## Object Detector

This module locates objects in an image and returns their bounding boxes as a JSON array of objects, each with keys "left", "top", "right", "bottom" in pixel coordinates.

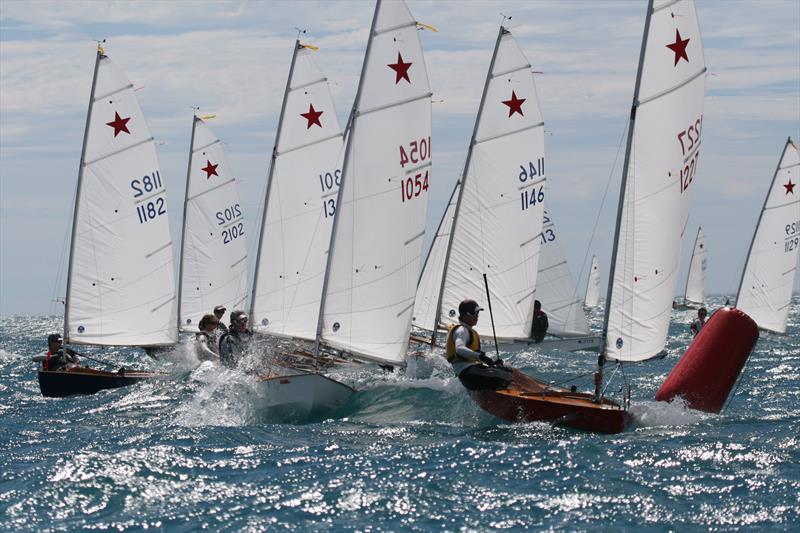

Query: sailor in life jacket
[
  {"left": 445, "top": 299, "right": 512, "bottom": 391},
  {"left": 41, "top": 333, "right": 79, "bottom": 371},
  {"left": 218, "top": 310, "right": 253, "bottom": 367},
  {"left": 195, "top": 314, "right": 221, "bottom": 362}
]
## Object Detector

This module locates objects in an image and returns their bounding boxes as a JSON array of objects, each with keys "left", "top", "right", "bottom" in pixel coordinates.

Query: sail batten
[
  {"left": 735, "top": 138, "right": 799, "bottom": 334},
  {"left": 65, "top": 51, "right": 178, "bottom": 346}
]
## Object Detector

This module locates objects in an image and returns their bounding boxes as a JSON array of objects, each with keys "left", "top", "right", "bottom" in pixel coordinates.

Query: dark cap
[
  {"left": 458, "top": 299, "right": 484, "bottom": 317},
  {"left": 214, "top": 305, "right": 226, "bottom": 313},
  {"left": 47, "top": 333, "right": 62, "bottom": 343}
]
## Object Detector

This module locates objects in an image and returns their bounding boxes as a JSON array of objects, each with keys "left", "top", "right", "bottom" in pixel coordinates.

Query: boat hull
[
  {"left": 508, "top": 335, "right": 602, "bottom": 353},
  {"left": 254, "top": 373, "right": 354, "bottom": 421},
  {"left": 38, "top": 367, "right": 164, "bottom": 397},
  {"left": 469, "top": 369, "right": 630, "bottom": 433}
]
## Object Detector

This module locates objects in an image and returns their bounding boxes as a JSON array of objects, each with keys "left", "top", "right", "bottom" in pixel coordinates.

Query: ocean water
[{"left": 1, "top": 295, "right": 798, "bottom": 532}]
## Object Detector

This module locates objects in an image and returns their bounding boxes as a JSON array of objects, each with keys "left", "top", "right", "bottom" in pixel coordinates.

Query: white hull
[
  {"left": 254, "top": 373, "right": 354, "bottom": 421},
  {"left": 505, "top": 335, "right": 602, "bottom": 353}
]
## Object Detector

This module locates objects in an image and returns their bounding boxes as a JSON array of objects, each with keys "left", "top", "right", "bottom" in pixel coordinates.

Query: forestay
[
  {"left": 584, "top": 255, "right": 601, "bottom": 308},
  {"left": 65, "top": 51, "right": 177, "bottom": 346},
  {"left": 736, "top": 138, "right": 799, "bottom": 334},
  {"left": 320, "top": 0, "right": 433, "bottom": 364},
  {"left": 251, "top": 42, "right": 344, "bottom": 341},
  {"left": 439, "top": 27, "right": 546, "bottom": 339},
  {"left": 536, "top": 210, "right": 591, "bottom": 336},
  {"left": 178, "top": 116, "right": 248, "bottom": 332},
  {"left": 412, "top": 181, "right": 460, "bottom": 333},
  {"left": 605, "top": 0, "right": 706, "bottom": 361},
  {"left": 683, "top": 226, "right": 706, "bottom": 306}
]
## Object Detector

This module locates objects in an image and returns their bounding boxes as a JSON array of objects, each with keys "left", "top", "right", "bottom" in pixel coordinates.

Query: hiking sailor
[
  {"left": 195, "top": 314, "right": 220, "bottom": 362},
  {"left": 690, "top": 307, "right": 708, "bottom": 337},
  {"left": 218, "top": 310, "right": 252, "bottom": 367},
  {"left": 213, "top": 305, "right": 229, "bottom": 334},
  {"left": 445, "top": 299, "right": 512, "bottom": 390}
]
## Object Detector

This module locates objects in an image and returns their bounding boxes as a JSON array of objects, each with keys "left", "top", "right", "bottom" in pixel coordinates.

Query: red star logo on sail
[
  {"left": 202, "top": 160, "right": 218, "bottom": 179},
  {"left": 785, "top": 179, "right": 796, "bottom": 194},
  {"left": 300, "top": 104, "right": 324, "bottom": 129},
  {"left": 502, "top": 91, "right": 526, "bottom": 117},
  {"left": 666, "top": 29, "right": 690, "bottom": 66},
  {"left": 106, "top": 112, "right": 131, "bottom": 137},
  {"left": 388, "top": 52, "right": 412, "bottom": 84}
]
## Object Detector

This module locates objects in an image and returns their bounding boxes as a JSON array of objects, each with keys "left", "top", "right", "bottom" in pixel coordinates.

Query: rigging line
[
  {"left": 574, "top": 117, "right": 630, "bottom": 310},
  {"left": 50, "top": 189, "right": 77, "bottom": 316}
]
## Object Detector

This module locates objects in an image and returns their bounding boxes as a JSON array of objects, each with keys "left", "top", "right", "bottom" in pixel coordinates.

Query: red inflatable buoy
[{"left": 655, "top": 307, "right": 759, "bottom": 413}]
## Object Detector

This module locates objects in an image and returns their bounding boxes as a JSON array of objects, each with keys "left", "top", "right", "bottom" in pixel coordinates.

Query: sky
[{"left": 1, "top": 0, "right": 798, "bottom": 317}]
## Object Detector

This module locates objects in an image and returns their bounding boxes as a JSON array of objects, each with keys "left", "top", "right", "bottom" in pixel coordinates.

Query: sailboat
[
  {"left": 247, "top": 39, "right": 354, "bottom": 415},
  {"left": 315, "top": 0, "right": 434, "bottom": 367},
  {"left": 471, "top": 0, "right": 707, "bottom": 432},
  {"left": 177, "top": 114, "right": 249, "bottom": 332},
  {"left": 533, "top": 210, "right": 601, "bottom": 351},
  {"left": 735, "top": 138, "right": 799, "bottom": 333},
  {"left": 584, "top": 255, "right": 600, "bottom": 308},
  {"left": 676, "top": 225, "right": 706, "bottom": 309},
  {"left": 37, "top": 45, "right": 175, "bottom": 397}
]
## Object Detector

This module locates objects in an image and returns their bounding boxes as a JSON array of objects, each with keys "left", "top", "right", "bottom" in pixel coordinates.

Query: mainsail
[
  {"left": 64, "top": 50, "right": 177, "bottom": 346},
  {"left": 536, "top": 210, "right": 591, "bottom": 336},
  {"left": 683, "top": 226, "right": 706, "bottom": 307},
  {"left": 412, "top": 181, "right": 460, "bottom": 334},
  {"left": 603, "top": 0, "right": 707, "bottom": 362},
  {"left": 250, "top": 41, "right": 344, "bottom": 341},
  {"left": 437, "top": 26, "right": 546, "bottom": 340},
  {"left": 736, "top": 138, "right": 799, "bottom": 334},
  {"left": 318, "top": 0, "right": 433, "bottom": 365},
  {"left": 177, "top": 116, "right": 248, "bottom": 331},
  {"left": 584, "top": 255, "right": 601, "bottom": 308}
]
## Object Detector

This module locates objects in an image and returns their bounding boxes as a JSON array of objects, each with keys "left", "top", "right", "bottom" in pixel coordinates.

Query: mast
[
  {"left": 432, "top": 25, "right": 507, "bottom": 339},
  {"left": 735, "top": 137, "right": 794, "bottom": 303},
  {"left": 313, "top": 1, "right": 382, "bottom": 359},
  {"left": 595, "top": 0, "right": 654, "bottom": 401},
  {"left": 64, "top": 48, "right": 102, "bottom": 343},
  {"left": 683, "top": 225, "right": 702, "bottom": 302},
  {"left": 250, "top": 40, "right": 302, "bottom": 321},
  {"left": 177, "top": 112, "right": 199, "bottom": 331}
]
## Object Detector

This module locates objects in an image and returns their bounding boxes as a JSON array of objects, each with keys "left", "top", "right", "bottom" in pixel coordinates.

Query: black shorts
[{"left": 458, "top": 364, "right": 513, "bottom": 391}]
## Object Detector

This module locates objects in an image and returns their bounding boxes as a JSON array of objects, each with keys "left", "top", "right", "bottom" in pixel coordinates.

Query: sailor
[
  {"left": 530, "top": 300, "right": 549, "bottom": 343},
  {"left": 41, "top": 333, "right": 79, "bottom": 371},
  {"left": 218, "top": 310, "right": 252, "bottom": 367},
  {"left": 213, "top": 305, "right": 229, "bottom": 334},
  {"left": 690, "top": 307, "right": 708, "bottom": 337},
  {"left": 195, "top": 314, "right": 220, "bottom": 362},
  {"left": 445, "top": 299, "right": 512, "bottom": 391}
]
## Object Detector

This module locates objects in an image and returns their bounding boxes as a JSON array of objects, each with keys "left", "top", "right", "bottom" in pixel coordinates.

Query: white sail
[
  {"left": 584, "top": 255, "right": 601, "bottom": 308},
  {"left": 683, "top": 225, "right": 706, "bottom": 306},
  {"left": 736, "top": 138, "right": 800, "bottom": 334},
  {"left": 250, "top": 42, "right": 344, "bottom": 340},
  {"left": 319, "top": 0, "right": 433, "bottom": 365},
  {"left": 178, "top": 116, "right": 248, "bottom": 331},
  {"left": 64, "top": 51, "right": 177, "bottom": 346},
  {"left": 413, "top": 181, "right": 460, "bottom": 333},
  {"left": 439, "top": 27, "right": 546, "bottom": 340},
  {"left": 604, "top": 0, "right": 706, "bottom": 361},
  {"left": 536, "top": 210, "right": 591, "bottom": 337}
]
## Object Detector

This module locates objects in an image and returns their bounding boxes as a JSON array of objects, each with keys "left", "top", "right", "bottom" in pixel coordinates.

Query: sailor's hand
[
  {"left": 494, "top": 358, "right": 504, "bottom": 367},
  {"left": 478, "top": 351, "right": 493, "bottom": 365}
]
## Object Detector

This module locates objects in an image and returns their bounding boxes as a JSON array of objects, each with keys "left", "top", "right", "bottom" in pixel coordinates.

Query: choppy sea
[{"left": 1, "top": 295, "right": 798, "bottom": 532}]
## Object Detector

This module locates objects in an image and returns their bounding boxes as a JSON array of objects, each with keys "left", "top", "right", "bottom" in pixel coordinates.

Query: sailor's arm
[{"left": 196, "top": 337, "right": 220, "bottom": 362}]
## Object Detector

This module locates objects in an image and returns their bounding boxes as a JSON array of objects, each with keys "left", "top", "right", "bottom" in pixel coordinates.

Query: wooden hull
[
  {"left": 254, "top": 373, "right": 354, "bottom": 421},
  {"left": 38, "top": 367, "right": 165, "bottom": 397},
  {"left": 469, "top": 369, "right": 631, "bottom": 434}
]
